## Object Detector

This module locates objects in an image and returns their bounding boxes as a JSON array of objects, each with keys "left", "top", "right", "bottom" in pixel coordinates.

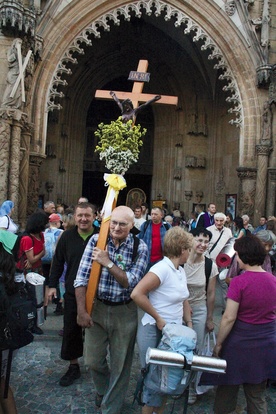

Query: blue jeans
[
  {"left": 84, "top": 299, "right": 138, "bottom": 414},
  {"left": 136, "top": 322, "right": 163, "bottom": 407}
]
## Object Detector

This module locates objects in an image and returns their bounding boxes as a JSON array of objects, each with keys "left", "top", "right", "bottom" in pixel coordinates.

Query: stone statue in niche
[
  {"left": 261, "top": 101, "right": 272, "bottom": 144},
  {"left": 1, "top": 38, "right": 23, "bottom": 109},
  {"left": 185, "top": 156, "right": 196, "bottom": 168},
  {"left": 225, "top": 0, "right": 236, "bottom": 17}
]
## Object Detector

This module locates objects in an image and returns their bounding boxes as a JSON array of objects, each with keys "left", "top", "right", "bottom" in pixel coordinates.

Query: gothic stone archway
[{"left": 29, "top": 0, "right": 266, "bottom": 218}]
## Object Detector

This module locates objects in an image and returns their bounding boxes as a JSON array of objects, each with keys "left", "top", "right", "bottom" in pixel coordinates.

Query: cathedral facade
[{"left": 0, "top": 0, "right": 275, "bottom": 227}]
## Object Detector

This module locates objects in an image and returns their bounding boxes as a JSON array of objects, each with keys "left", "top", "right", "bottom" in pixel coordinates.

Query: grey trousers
[{"left": 84, "top": 299, "right": 138, "bottom": 414}]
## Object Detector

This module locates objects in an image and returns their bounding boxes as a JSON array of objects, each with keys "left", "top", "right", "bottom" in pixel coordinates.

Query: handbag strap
[{"left": 209, "top": 230, "right": 224, "bottom": 254}]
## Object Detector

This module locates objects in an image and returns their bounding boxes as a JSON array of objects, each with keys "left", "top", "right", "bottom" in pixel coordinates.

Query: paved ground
[{"left": 9, "top": 286, "right": 276, "bottom": 414}]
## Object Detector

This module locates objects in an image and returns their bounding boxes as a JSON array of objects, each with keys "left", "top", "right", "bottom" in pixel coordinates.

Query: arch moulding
[{"left": 32, "top": 0, "right": 260, "bottom": 166}]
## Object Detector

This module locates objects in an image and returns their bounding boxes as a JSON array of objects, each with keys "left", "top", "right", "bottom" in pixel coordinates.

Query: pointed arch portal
[
  {"left": 30, "top": 0, "right": 266, "bottom": 219},
  {"left": 47, "top": 0, "right": 243, "bottom": 126}
]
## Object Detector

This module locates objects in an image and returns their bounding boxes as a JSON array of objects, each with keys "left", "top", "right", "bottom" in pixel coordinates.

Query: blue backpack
[
  {"left": 144, "top": 324, "right": 197, "bottom": 396},
  {"left": 42, "top": 228, "right": 62, "bottom": 263}
]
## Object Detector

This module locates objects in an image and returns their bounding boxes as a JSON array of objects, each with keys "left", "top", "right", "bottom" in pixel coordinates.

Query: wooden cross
[
  {"left": 85, "top": 60, "right": 178, "bottom": 315},
  {"left": 95, "top": 59, "right": 178, "bottom": 116},
  {"left": 10, "top": 41, "right": 32, "bottom": 103}
]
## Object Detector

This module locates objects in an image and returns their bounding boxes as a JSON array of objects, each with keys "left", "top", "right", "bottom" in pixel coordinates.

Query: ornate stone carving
[
  {"left": 1, "top": 39, "right": 33, "bottom": 110},
  {"left": 260, "top": 100, "right": 272, "bottom": 144},
  {"left": 173, "top": 167, "right": 181, "bottom": 180},
  {"left": 46, "top": 0, "right": 243, "bottom": 126},
  {"left": 0, "top": 0, "right": 36, "bottom": 37},
  {"left": 236, "top": 166, "right": 257, "bottom": 180},
  {"left": 184, "top": 191, "right": 193, "bottom": 201},
  {"left": 195, "top": 191, "right": 203, "bottom": 203},
  {"left": 9, "top": 121, "right": 22, "bottom": 219},
  {"left": 256, "top": 144, "right": 272, "bottom": 156},
  {"left": 268, "top": 168, "right": 276, "bottom": 182},
  {"left": 251, "top": 0, "right": 270, "bottom": 62},
  {"left": 224, "top": 0, "right": 236, "bottom": 17},
  {"left": 27, "top": 155, "right": 43, "bottom": 215},
  {"left": 240, "top": 189, "right": 255, "bottom": 217},
  {"left": 196, "top": 157, "right": 206, "bottom": 168},
  {"left": 269, "top": 65, "right": 276, "bottom": 105},
  {"left": 185, "top": 156, "right": 206, "bottom": 168},
  {"left": 19, "top": 130, "right": 30, "bottom": 229},
  {"left": 0, "top": 120, "right": 11, "bottom": 200},
  {"left": 185, "top": 156, "right": 196, "bottom": 168},
  {"left": 256, "top": 64, "right": 272, "bottom": 88},
  {"left": 215, "top": 170, "right": 226, "bottom": 194}
]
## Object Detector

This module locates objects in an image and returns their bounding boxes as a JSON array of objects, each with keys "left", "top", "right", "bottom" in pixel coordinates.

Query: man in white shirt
[
  {"left": 133, "top": 205, "right": 146, "bottom": 230},
  {"left": 206, "top": 213, "right": 232, "bottom": 261},
  {"left": 206, "top": 212, "right": 232, "bottom": 311}
]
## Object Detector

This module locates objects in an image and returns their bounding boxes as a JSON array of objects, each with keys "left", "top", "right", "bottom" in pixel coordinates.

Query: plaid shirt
[{"left": 74, "top": 233, "right": 148, "bottom": 302}]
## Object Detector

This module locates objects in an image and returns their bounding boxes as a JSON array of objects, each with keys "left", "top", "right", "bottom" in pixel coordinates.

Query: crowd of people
[{"left": 0, "top": 197, "right": 275, "bottom": 414}]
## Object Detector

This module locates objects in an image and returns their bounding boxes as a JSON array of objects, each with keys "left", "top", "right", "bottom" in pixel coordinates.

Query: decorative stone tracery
[
  {"left": 47, "top": 0, "right": 243, "bottom": 127},
  {"left": 0, "top": 108, "right": 29, "bottom": 222},
  {"left": 0, "top": 0, "right": 36, "bottom": 37},
  {"left": 237, "top": 167, "right": 257, "bottom": 218}
]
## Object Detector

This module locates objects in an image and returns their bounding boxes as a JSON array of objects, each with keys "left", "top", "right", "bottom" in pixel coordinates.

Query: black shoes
[
  {"left": 31, "top": 326, "right": 44, "bottom": 335},
  {"left": 59, "top": 364, "right": 81, "bottom": 386},
  {"left": 95, "top": 393, "right": 104, "bottom": 408},
  {"left": 54, "top": 303, "right": 64, "bottom": 315}
]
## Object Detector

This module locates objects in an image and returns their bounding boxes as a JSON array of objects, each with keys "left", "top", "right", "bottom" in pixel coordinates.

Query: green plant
[{"left": 95, "top": 117, "right": 147, "bottom": 174}]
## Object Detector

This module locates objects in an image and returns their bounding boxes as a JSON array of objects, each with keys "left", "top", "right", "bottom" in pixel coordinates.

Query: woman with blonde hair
[{"left": 131, "top": 227, "right": 193, "bottom": 414}]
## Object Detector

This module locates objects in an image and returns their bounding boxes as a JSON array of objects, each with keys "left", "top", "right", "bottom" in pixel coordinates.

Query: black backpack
[
  {"left": 204, "top": 256, "right": 213, "bottom": 289},
  {"left": 0, "top": 281, "right": 35, "bottom": 398}
]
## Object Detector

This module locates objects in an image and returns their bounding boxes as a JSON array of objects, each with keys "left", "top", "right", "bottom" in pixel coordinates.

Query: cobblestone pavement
[{"left": 10, "top": 295, "right": 276, "bottom": 414}]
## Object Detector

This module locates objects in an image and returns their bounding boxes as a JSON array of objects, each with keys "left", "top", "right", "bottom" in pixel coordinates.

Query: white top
[
  {"left": 206, "top": 225, "right": 232, "bottom": 260},
  {"left": 184, "top": 260, "right": 218, "bottom": 306},
  {"left": 141, "top": 256, "right": 189, "bottom": 326},
  {"left": 0, "top": 215, "right": 18, "bottom": 234},
  {"left": 134, "top": 217, "right": 146, "bottom": 230}
]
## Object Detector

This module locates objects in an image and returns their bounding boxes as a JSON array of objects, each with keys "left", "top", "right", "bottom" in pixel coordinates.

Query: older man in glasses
[{"left": 74, "top": 206, "right": 148, "bottom": 414}]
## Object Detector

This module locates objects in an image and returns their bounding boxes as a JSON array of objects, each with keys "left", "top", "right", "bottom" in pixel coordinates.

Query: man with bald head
[{"left": 74, "top": 206, "right": 148, "bottom": 414}]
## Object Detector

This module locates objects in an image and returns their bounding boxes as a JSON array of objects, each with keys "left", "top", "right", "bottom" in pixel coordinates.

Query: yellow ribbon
[
  {"left": 104, "top": 173, "right": 127, "bottom": 192},
  {"left": 102, "top": 174, "right": 127, "bottom": 222}
]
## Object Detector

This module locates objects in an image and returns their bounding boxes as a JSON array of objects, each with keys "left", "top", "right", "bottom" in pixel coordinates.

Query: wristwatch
[{"left": 106, "top": 261, "right": 114, "bottom": 269}]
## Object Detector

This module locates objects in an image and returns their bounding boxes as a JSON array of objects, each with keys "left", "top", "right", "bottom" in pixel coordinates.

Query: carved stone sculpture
[
  {"left": 225, "top": 0, "right": 236, "bottom": 16},
  {"left": 260, "top": 101, "right": 272, "bottom": 144},
  {"left": 2, "top": 38, "right": 23, "bottom": 109}
]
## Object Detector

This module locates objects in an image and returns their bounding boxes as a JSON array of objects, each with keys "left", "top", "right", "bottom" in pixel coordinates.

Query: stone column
[
  {"left": 9, "top": 120, "right": 22, "bottom": 220},
  {"left": 254, "top": 144, "right": 272, "bottom": 222},
  {"left": 0, "top": 109, "right": 27, "bottom": 221},
  {"left": 236, "top": 167, "right": 257, "bottom": 220},
  {"left": 27, "top": 155, "right": 44, "bottom": 216},
  {"left": 19, "top": 127, "right": 32, "bottom": 229},
  {"left": 267, "top": 168, "right": 276, "bottom": 217},
  {"left": 0, "top": 111, "right": 12, "bottom": 200}
]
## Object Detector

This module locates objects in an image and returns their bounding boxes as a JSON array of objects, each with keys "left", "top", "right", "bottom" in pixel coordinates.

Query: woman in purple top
[{"left": 201, "top": 235, "right": 276, "bottom": 414}]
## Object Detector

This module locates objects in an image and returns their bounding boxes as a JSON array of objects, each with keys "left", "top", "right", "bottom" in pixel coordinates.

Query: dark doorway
[{"left": 82, "top": 77, "right": 154, "bottom": 208}]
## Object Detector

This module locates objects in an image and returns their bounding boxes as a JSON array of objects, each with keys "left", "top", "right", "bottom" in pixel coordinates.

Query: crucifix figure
[
  {"left": 95, "top": 59, "right": 178, "bottom": 124},
  {"left": 110, "top": 90, "right": 161, "bottom": 123}
]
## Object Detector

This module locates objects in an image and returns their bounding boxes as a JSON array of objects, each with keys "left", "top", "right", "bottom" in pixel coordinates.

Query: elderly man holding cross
[{"left": 74, "top": 205, "right": 148, "bottom": 413}]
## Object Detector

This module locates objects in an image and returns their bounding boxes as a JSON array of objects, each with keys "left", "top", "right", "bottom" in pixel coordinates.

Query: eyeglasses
[{"left": 110, "top": 220, "right": 129, "bottom": 228}]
